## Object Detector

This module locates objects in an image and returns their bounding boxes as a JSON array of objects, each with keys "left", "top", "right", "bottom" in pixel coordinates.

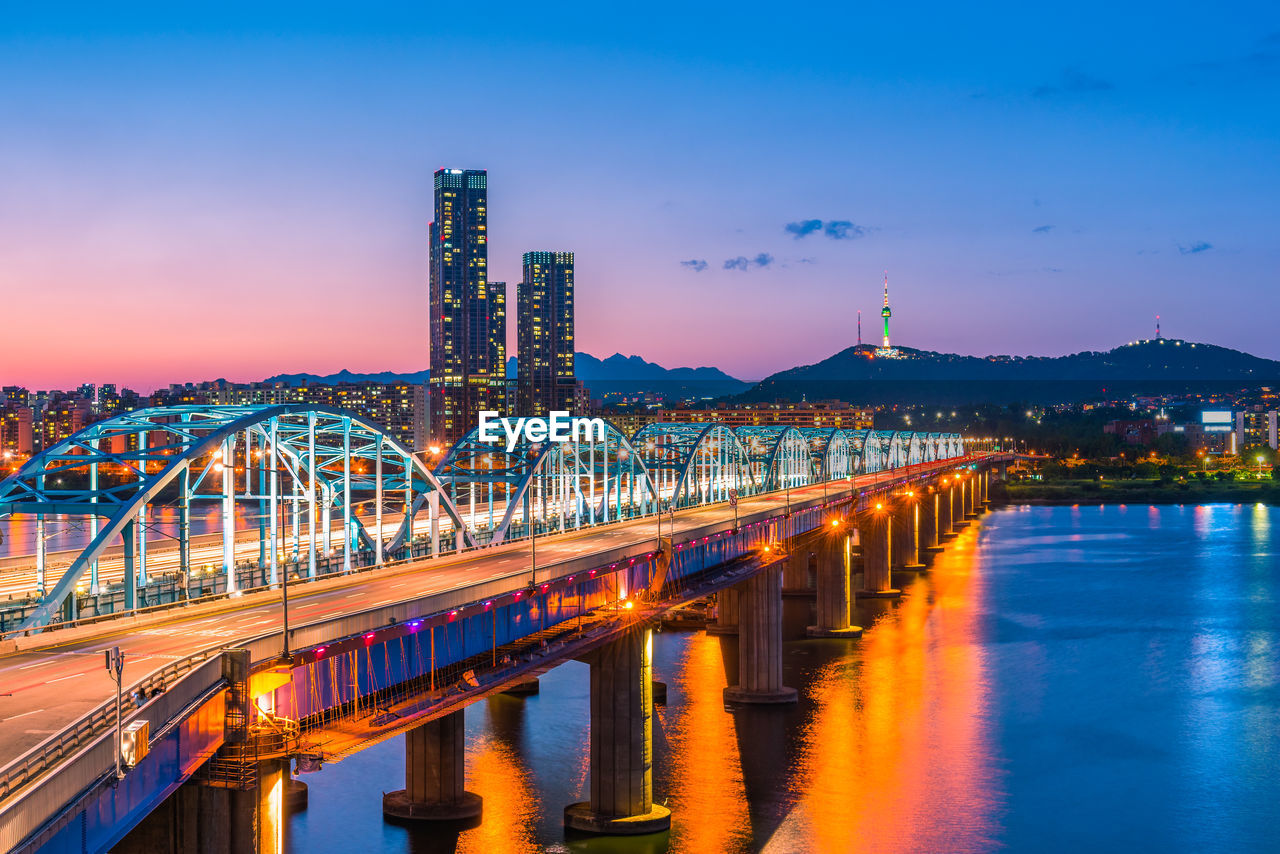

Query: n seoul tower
[{"left": 881, "top": 271, "right": 892, "bottom": 349}]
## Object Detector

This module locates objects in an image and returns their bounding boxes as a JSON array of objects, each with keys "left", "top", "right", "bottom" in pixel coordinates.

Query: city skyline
[{"left": 2, "top": 2, "right": 1278, "bottom": 392}]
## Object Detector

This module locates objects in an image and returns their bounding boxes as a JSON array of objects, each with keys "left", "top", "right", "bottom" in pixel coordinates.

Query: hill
[{"left": 742, "top": 339, "right": 1280, "bottom": 405}]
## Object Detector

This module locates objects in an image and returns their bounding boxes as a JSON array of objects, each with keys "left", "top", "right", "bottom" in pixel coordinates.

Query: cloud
[
  {"left": 680, "top": 259, "right": 708, "bottom": 272},
  {"left": 785, "top": 219, "right": 870, "bottom": 240},
  {"left": 785, "top": 219, "right": 823, "bottom": 238},
  {"left": 723, "top": 253, "right": 774, "bottom": 271},
  {"left": 1032, "top": 224, "right": 1054, "bottom": 233},
  {"left": 1032, "top": 67, "right": 1114, "bottom": 98},
  {"left": 824, "top": 220, "right": 867, "bottom": 240},
  {"left": 1178, "top": 241, "right": 1213, "bottom": 255}
]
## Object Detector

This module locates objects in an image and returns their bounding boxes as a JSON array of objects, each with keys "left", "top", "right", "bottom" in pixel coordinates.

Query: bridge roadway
[{"left": 0, "top": 466, "right": 929, "bottom": 764}]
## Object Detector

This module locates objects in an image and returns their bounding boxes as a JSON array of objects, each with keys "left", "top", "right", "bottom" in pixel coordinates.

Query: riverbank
[{"left": 997, "top": 479, "right": 1280, "bottom": 505}]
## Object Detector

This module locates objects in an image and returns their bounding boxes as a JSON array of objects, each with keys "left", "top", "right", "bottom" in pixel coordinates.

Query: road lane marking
[
  {"left": 46, "top": 673, "right": 84, "bottom": 683},
  {"left": 0, "top": 708, "right": 44, "bottom": 723},
  {"left": 18, "top": 661, "right": 51, "bottom": 670}
]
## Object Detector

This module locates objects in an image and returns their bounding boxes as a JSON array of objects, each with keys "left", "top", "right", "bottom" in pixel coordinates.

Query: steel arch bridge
[
  {"left": 434, "top": 419, "right": 659, "bottom": 546},
  {"left": 0, "top": 404, "right": 964, "bottom": 630},
  {"left": 0, "top": 405, "right": 473, "bottom": 628}
]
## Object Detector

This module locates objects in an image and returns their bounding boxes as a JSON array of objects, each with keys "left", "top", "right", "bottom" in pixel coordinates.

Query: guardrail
[
  {"left": 0, "top": 649, "right": 223, "bottom": 807},
  {"left": 0, "top": 653, "right": 228, "bottom": 854}
]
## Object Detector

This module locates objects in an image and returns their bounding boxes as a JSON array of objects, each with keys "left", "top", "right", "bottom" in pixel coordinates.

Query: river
[{"left": 286, "top": 503, "right": 1277, "bottom": 853}]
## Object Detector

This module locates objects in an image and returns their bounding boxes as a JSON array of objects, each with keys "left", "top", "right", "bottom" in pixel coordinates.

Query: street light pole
[
  {"left": 104, "top": 646, "right": 125, "bottom": 780},
  {"left": 280, "top": 561, "right": 291, "bottom": 663}
]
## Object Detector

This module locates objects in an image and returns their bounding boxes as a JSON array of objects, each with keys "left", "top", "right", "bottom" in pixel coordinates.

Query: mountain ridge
[{"left": 261, "top": 352, "right": 747, "bottom": 398}]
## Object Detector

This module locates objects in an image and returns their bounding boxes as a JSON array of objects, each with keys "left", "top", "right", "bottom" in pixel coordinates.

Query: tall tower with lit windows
[
  {"left": 517, "top": 251, "right": 576, "bottom": 415},
  {"left": 428, "top": 168, "right": 506, "bottom": 446}
]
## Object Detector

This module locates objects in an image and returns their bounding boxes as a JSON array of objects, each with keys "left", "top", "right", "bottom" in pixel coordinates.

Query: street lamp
[
  {"left": 104, "top": 647, "right": 125, "bottom": 780},
  {"left": 527, "top": 443, "right": 544, "bottom": 588}
]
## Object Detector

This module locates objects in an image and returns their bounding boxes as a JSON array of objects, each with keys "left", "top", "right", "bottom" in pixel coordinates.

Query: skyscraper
[
  {"left": 428, "top": 168, "right": 506, "bottom": 445},
  {"left": 517, "top": 251, "right": 576, "bottom": 415}
]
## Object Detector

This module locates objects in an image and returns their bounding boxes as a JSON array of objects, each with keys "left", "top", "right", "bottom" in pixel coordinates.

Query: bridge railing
[{"left": 0, "top": 651, "right": 228, "bottom": 853}]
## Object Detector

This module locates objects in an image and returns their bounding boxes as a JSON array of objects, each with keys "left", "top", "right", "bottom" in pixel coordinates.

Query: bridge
[{"left": 0, "top": 404, "right": 1006, "bottom": 853}]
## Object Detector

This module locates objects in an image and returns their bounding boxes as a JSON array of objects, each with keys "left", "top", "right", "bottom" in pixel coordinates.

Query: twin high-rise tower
[
  {"left": 428, "top": 168, "right": 576, "bottom": 446},
  {"left": 517, "top": 251, "right": 576, "bottom": 417},
  {"left": 428, "top": 169, "right": 506, "bottom": 445}
]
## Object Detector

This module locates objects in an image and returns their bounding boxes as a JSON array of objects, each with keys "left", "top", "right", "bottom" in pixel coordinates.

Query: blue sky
[{"left": 1, "top": 1, "right": 1277, "bottom": 388}]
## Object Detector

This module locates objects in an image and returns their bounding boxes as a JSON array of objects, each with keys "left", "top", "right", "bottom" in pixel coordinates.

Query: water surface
[{"left": 288, "top": 504, "right": 1279, "bottom": 853}]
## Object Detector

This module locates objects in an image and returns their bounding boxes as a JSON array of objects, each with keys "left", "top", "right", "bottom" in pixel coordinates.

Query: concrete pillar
[
  {"left": 807, "top": 531, "right": 861, "bottom": 638},
  {"left": 254, "top": 759, "right": 288, "bottom": 854},
  {"left": 938, "top": 484, "right": 954, "bottom": 536},
  {"left": 919, "top": 489, "right": 942, "bottom": 553},
  {"left": 724, "top": 563, "right": 798, "bottom": 703},
  {"left": 114, "top": 767, "right": 277, "bottom": 854},
  {"left": 964, "top": 476, "right": 978, "bottom": 517},
  {"left": 565, "top": 627, "right": 671, "bottom": 834},
  {"left": 781, "top": 550, "right": 811, "bottom": 595},
  {"left": 707, "top": 586, "right": 739, "bottom": 635},
  {"left": 980, "top": 469, "right": 991, "bottom": 507},
  {"left": 857, "top": 504, "right": 899, "bottom": 598},
  {"left": 383, "top": 709, "right": 482, "bottom": 822},
  {"left": 892, "top": 497, "right": 924, "bottom": 570},
  {"left": 950, "top": 481, "right": 968, "bottom": 529}
]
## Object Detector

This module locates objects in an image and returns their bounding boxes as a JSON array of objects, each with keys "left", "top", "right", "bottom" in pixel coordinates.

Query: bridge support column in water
[
  {"left": 782, "top": 547, "right": 813, "bottom": 596},
  {"left": 707, "top": 586, "right": 739, "bottom": 635},
  {"left": 949, "top": 480, "right": 968, "bottom": 531},
  {"left": 893, "top": 494, "right": 925, "bottom": 571},
  {"left": 919, "top": 487, "right": 943, "bottom": 554},
  {"left": 724, "top": 563, "right": 799, "bottom": 703},
  {"left": 383, "top": 709, "right": 483, "bottom": 824},
  {"left": 857, "top": 505, "right": 899, "bottom": 598},
  {"left": 565, "top": 626, "right": 672, "bottom": 835},
  {"left": 114, "top": 759, "right": 290, "bottom": 854},
  {"left": 807, "top": 530, "right": 861, "bottom": 638}
]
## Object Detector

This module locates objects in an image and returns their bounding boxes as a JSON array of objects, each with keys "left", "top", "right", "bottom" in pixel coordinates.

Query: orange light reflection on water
[
  {"left": 775, "top": 526, "right": 999, "bottom": 853},
  {"left": 456, "top": 729, "right": 539, "bottom": 854},
  {"left": 666, "top": 632, "right": 753, "bottom": 853}
]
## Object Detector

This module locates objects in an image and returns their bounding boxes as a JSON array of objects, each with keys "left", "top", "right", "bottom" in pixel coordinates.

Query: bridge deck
[{"left": 0, "top": 458, "right": 988, "bottom": 806}]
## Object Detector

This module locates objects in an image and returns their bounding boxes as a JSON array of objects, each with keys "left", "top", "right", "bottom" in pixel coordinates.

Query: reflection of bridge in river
[{"left": 0, "top": 404, "right": 1002, "bottom": 853}]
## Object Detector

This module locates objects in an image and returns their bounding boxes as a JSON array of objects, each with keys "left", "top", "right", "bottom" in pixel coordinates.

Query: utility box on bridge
[{"left": 121, "top": 720, "right": 150, "bottom": 768}]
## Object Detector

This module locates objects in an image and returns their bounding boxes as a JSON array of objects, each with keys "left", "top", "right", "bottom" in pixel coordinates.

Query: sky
[{"left": 1, "top": 1, "right": 1277, "bottom": 391}]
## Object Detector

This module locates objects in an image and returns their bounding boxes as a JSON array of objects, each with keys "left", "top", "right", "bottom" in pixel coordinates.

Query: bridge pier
[
  {"left": 115, "top": 759, "right": 289, "bottom": 854},
  {"left": 950, "top": 481, "right": 968, "bottom": 530},
  {"left": 807, "top": 530, "right": 861, "bottom": 638},
  {"left": 724, "top": 563, "right": 798, "bottom": 703},
  {"left": 707, "top": 586, "right": 739, "bottom": 635},
  {"left": 919, "top": 488, "right": 943, "bottom": 554},
  {"left": 938, "top": 484, "right": 955, "bottom": 537},
  {"left": 383, "top": 709, "right": 483, "bottom": 823},
  {"left": 892, "top": 496, "right": 924, "bottom": 571},
  {"left": 565, "top": 626, "right": 672, "bottom": 835},
  {"left": 781, "top": 550, "right": 813, "bottom": 596},
  {"left": 963, "top": 475, "right": 978, "bottom": 518},
  {"left": 857, "top": 505, "right": 899, "bottom": 598}
]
